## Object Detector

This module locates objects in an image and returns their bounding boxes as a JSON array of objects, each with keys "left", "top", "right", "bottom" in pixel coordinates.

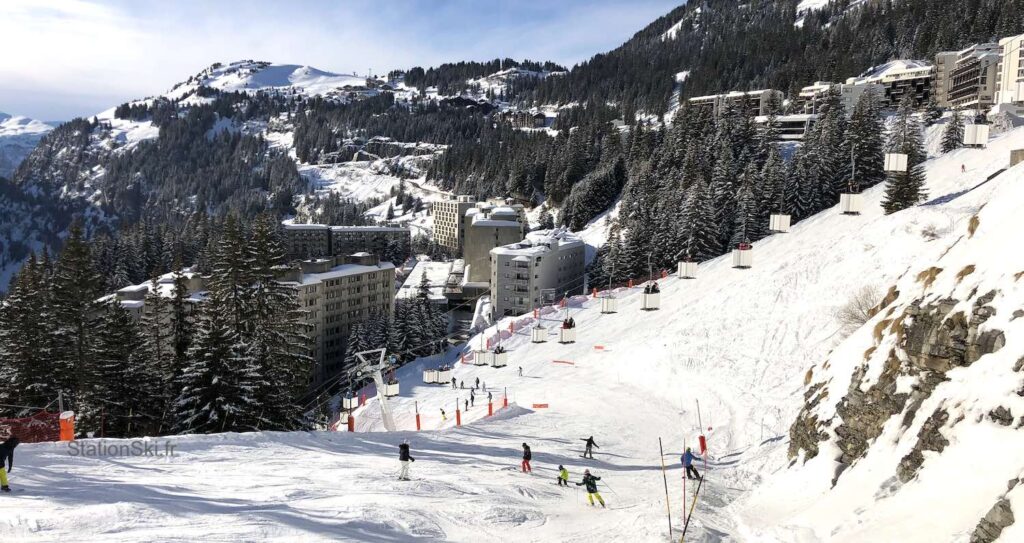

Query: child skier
[
  {"left": 557, "top": 465, "right": 569, "bottom": 487},
  {"left": 0, "top": 436, "right": 19, "bottom": 492},
  {"left": 398, "top": 440, "right": 415, "bottom": 481},
  {"left": 440, "top": 408, "right": 447, "bottom": 421},
  {"left": 521, "top": 443, "right": 532, "bottom": 473},
  {"left": 581, "top": 436, "right": 599, "bottom": 458},
  {"left": 576, "top": 469, "right": 605, "bottom": 507},
  {"left": 682, "top": 447, "right": 703, "bottom": 480}
]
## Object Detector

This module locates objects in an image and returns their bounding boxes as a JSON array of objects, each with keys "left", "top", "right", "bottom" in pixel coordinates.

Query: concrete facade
[
  {"left": 431, "top": 195, "right": 477, "bottom": 255},
  {"left": 282, "top": 223, "right": 410, "bottom": 261},
  {"left": 688, "top": 89, "right": 784, "bottom": 117},
  {"left": 996, "top": 33, "right": 1024, "bottom": 107},
  {"left": 463, "top": 205, "right": 526, "bottom": 284},
  {"left": 796, "top": 82, "right": 882, "bottom": 114},
  {"left": 947, "top": 43, "right": 1001, "bottom": 109},
  {"left": 489, "top": 229, "right": 586, "bottom": 317}
]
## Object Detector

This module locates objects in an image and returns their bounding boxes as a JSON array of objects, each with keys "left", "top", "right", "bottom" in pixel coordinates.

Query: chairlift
[
  {"left": 732, "top": 242, "right": 753, "bottom": 269},
  {"left": 641, "top": 283, "right": 660, "bottom": 311},
  {"left": 839, "top": 193, "right": 864, "bottom": 215},
  {"left": 600, "top": 296, "right": 618, "bottom": 314},
  {"left": 559, "top": 326, "right": 577, "bottom": 344},
  {"left": 677, "top": 261, "right": 697, "bottom": 279},
  {"left": 437, "top": 367, "right": 453, "bottom": 383},
  {"left": 422, "top": 369, "right": 438, "bottom": 384},
  {"left": 769, "top": 213, "right": 791, "bottom": 233},
  {"left": 475, "top": 350, "right": 493, "bottom": 366},
  {"left": 491, "top": 350, "right": 508, "bottom": 368},
  {"left": 963, "top": 124, "right": 990, "bottom": 147},
  {"left": 342, "top": 396, "right": 359, "bottom": 410},
  {"left": 531, "top": 326, "right": 547, "bottom": 343},
  {"left": 884, "top": 153, "right": 909, "bottom": 173},
  {"left": 384, "top": 382, "right": 400, "bottom": 397}
]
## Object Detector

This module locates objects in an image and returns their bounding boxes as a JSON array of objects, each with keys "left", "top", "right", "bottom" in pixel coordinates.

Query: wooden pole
[
  {"left": 659, "top": 438, "right": 674, "bottom": 541},
  {"left": 680, "top": 476, "right": 705, "bottom": 542}
]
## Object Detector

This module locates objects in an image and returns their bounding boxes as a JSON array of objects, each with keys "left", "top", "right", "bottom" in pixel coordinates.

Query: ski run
[{"left": 1, "top": 120, "right": 1022, "bottom": 541}]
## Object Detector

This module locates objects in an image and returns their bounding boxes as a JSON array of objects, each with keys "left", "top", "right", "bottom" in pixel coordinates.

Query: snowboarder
[
  {"left": 557, "top": 465, "right": 569, "bottom": 487},
  {"left": 682, "top": 447, "right": 703, "bottom": 480},
  {"left": 397, "top": 440, "right": 415, "bottom": 481},
  {"left": 521, "top": 443, "right": 533, "bottom": 473},
  {"left": 440, "top": 408, "right": 447, "bottom": 421},
  {"left": 0, "top": 436, "right": 19, "bottom": 492},
  {"left": 451, "top": 377, "right": 457, "bottom": 389},
  {"left": 576, "top": 469, "right": 605, "bottom": 507},
  {"left": 581, "top": 436, "right": 599, "bottom": 459}
]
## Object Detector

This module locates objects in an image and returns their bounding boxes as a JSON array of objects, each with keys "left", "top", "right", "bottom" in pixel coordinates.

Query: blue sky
[{"left": 0, "top": 0, "right": 681, "bottom": 121}]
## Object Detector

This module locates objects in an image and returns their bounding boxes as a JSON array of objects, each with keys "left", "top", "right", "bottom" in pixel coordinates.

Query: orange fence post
[
  {"left": 488, "top": 402, "right": 493, "bottom": 417},
  {"left": 59, "top": 411, "right": 75, "bottom": 441},
  {"left": 347, "top": 414, "right": 355, "bottom": 432},
  {"left": 533, "top": 308, "right": 539, "bottom": 318},
  {"left": 456, "top": 409, "right": 462, "bottom": 426},
  {"left": 628, "top": 279, "right": 634, "bottom": 288},
  {"left": 415, "top": 401, "right": 421, "bottom": 431},
  {"left": 360, "top": 393, "right": 366, "bottom": 406}
]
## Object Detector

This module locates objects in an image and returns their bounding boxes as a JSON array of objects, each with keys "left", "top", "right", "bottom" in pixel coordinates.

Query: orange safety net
[{"left": 0, "top": 410, "right": 61, "bottom": 443}]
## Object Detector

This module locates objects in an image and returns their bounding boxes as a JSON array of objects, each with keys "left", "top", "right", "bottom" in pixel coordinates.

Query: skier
[
  {"left": 440, "top": 408, "right": 447, "bottom": 421},
  {"left": 460, "top": 380, "right": 464, "bottom": 390},
  {"left": 961, "top": 164, "right": 966, "bottom": 173},
  {"left": 398, "top": 440, "right": 415, "bottom": 481},
  {"left": 470, "top": 390, "right": 475, "bottom": 407},
  {"left": 557, "top": 464, "right": 569, "bottom": 487},
  {"left": 475, "top": 377, "right": 480, "bottom": 390},
  {"left": 518, "top": 366, "right": 523, "bottom": 377},
  {"left": 0, "top": 436, "right": 19, "bottom": 492},
  {"left": 465, "top": 399, "right": 469, "bottom": 412},
  {"left": 576, "top": 469, "right": 605, "bottom": 507},
  {"left": 482, "top": 381, "right": 486, "bottom": 391},
  {"left": 451, "top": 377, "right": 457, "bottom": 389},
  {"left": 581, "top": 436, "right": 599, "bottom": 459},
  {"left": 521, "top": 443, "right": 533, "bottom": 473},
  {"left": 682, "top": 447, "right": 703, "bottom": 480},
  {"left": 487, "top": 391, "right": 493, "bottom": 403}
]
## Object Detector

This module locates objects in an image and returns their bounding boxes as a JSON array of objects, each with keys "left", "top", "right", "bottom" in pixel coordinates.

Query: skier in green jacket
[
  {"left": 557, "top": 465, "right": 569, "bottom": 487},
  {"left": 576, "top": 469, "right": 605, "bottom": 507}
]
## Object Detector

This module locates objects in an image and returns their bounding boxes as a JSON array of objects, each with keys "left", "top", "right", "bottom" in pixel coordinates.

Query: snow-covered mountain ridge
[{"left": 0, "top": 112, "right": 53, "bottom": 178}]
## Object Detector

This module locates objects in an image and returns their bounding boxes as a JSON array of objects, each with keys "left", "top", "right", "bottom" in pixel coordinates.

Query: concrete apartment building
[
  {"left": 796, "top": 82, "right": 882, "bottom": 114},
  {"left": 489, "top": 228, "right": 586, "bottom": 318},
  {"left": 278, "top": 253, "right": 396, "bottom": 387},
  {"left": 463, "top": 204, "right": 526, "bottom": 284},
  {"left": 845, "top": 60, "right": 935, "bottom": 108},
  {"left": 754, "top": 113, "right": 817, "bottom": 141},
  {"left": 934, "top": 51, "right": 959, "bottom": 107},
  {"left": 945, "top": 43, "right": 1001, "bottom": 109},
  {"left": 281, "top": 223, "right": 410, "bottom": 261},
  {"left": 102, "top": 270, "right": 207, "bottom": 320},
  {"left": 688, "top": 89, "right": 784, "bottom": 117},
  {"left": 996, "top": 33, "right": 1024, "bottom": 109},
  {"left": 431, "top": 195, "right": 478, "bottom": 254}
]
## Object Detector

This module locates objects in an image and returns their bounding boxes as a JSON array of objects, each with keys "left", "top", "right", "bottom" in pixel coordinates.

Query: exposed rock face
[
  {"left": 789, "top": 289, "right": 1007, "bottom": 480},
  {"left": 896, "top": 408, "right": 949, "bottom": 482},
  {"left": 970, "top": 498, "right": 1015, "bottom": 543}
]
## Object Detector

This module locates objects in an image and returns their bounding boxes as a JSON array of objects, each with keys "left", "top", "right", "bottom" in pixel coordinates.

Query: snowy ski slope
[{"left": 3, "top": 128, "right": 1024, "bottom": 542}]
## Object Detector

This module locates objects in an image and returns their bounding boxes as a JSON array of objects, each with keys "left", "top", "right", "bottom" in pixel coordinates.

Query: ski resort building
[
  {"left": 845, "top": 60, "right": 935, "bottom": 108},
  {"left": 688, "top": 89, "right": 784, "bottom": 117},
  {"left": 489, "top": 228, "right": 585, "bottom": 317},
  {"left": 101, "top": 270, "right": 207, "bottom": 320},
  {"left": 281, "top": 223, "right": 410, "bottom": 261},
  {"left": 996, "top": 33, "right": 1024, "bottom": 108},
  {"left": 754, "top": 113, "right": 817, "bottom": 140},
  {"left": 396, "top": 258, "right": 451, "bottom": 307},
  {"left": 795, "top": 81, "right": 882, "bottom": 114},
  {"left": 944, "top": 43, "right": 1001, "bottom": 109},
  {"left": 431, "top": 195, "right": 478, "bottom": 255},
  {"left": 277, "top": 253, "right": 396, "bottom": 387},
  {"left": 463, "top": 204, "right": 526, "bottom": 284}
]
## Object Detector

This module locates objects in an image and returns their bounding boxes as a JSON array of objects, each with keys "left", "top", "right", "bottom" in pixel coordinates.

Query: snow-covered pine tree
[
  {"left": 941, "top": 110, "right": 965, "bottom": 154},
  {"left": 168, "top": 257, "right": 193, "bottom": 402},
  {"left": 245, "top": 214, "right": 312, "bottom": 430},
  {"left": 0, "top": 255, "right": 53, "bottom": 415},
  {"left": 173, "top": 297, "right": 259, "bottom": 434},
  {"left": 710, "top": 139, "right": 737, "bottom": 250},
  {"left": 140, "top": 276, "right": 172, "bottom": 421},
  {"left": 882, "top": 94, "right": 929, "bottom": 214},
  {"left": 88, "top": 299, "right": 159, "bottom": 437},
  {"left": 760, "top": 145, "right": 786, "bottom": 215},
  {"left": 730, "top": 162, "right": 764, "bottom": 247},
  {"left": 679, "top": 179, "right": 720, "bottom": 262},
  {"left": 49, "top": 222, "right": 105, "bottom": 416},
  {"left": 787, "top": 148, "right": 814, "bottom": 221},
  {"left": 846, "top": 90, "right": 886, "bottom": 191}
]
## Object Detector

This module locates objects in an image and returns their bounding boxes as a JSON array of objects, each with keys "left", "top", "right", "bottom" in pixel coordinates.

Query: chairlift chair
[{"left": 732, "top": 242, "right": 753, "bottom": 269}]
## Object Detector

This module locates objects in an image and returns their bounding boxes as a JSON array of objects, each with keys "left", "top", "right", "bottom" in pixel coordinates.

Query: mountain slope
[
  {"left": 0, "top": 112, "right": 52, "bottom": 178},
  {"left": 5, "top": 122, "right": 1023, "bottom": 541}
]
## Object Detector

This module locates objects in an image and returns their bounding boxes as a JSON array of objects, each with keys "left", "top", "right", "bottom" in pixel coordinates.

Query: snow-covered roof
[
  {"left": 491, "top": 228, "right": 584, "bottom": 257},
  {"left": 690, "top": 89, "right": 777, "bottom": 101},
  {"left": 396, "top": 260, "right": 451, "bottom": 302},
  {"left": 292, "top": 261, "right": 395, "bottom": 285},
  {"left": 846, "top": 60, "right": 933, "bottom": 85}
]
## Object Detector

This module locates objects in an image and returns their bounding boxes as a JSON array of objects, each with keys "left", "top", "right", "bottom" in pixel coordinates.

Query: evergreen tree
[
  {"left": 140, "top": 276, "right": 172, "bottom": 425},
  {"left": 941, "top": 110, "right": 965, "bottom": 153},
  {"left": 882, "top": 94, "right": 929, "bottom": 214},
  {"left": 846, "top": 90, "right": 886, "bottom": 191}
]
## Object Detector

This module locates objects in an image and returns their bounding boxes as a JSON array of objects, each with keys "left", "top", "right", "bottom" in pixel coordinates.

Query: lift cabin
[
  {"left": 384, "top": 381, "right": 400, "bottom": 397},
  {"left": 475, "top": 350, "right": 492, "bottom": 366},
  {"left": 531, "top": 326, "right": 547, "bottom": 343},
  {"left": 422, "top": 369, "right": 438, "bottom": 384},
  {"left": 677, "top": 260, "right": 697, "bottom": 279},
  {"left": 559, "top": 323, "right": 577, "bottom": 344},
  {"left": 342, "top": 396, "right": 359, "bottom": 410},
  {"left": 732, "top": 242, "right": 753, "bottom": 269},
  {"left": 964, "top": 124, "right": 990, "bottom": 148},
  {"left": 437, "top": 366, "right": 453, "bottom": 383},
  {"left": 641, "top": 284, "right": 660, "bottom": 311},
  {"left": 490, "top": 348, "right": 508, "bottom": 368},
  {"left": 600, "top": 295, "right": 618, "bottom": 314},
  {"left": 769, "top": 213, "right": 791, "bottom": 233}
]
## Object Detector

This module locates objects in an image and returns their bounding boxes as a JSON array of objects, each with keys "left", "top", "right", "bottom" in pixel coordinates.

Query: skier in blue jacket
[{"left": 682, "top": 447, "right": 703, "bottom": 480}]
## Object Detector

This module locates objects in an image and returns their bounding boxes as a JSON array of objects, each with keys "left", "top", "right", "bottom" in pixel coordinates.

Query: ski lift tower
[{"left": 356, "top": 348, "right": 398, "bottom": 432}]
